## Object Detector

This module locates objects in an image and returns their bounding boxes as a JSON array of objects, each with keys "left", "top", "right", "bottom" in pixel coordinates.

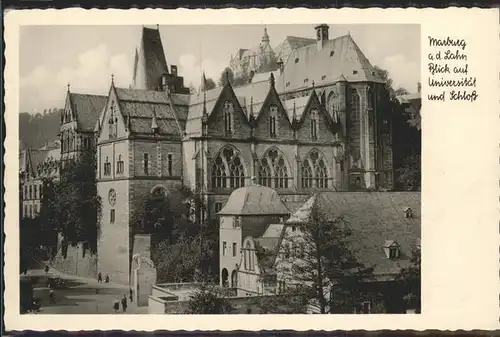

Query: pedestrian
[
  {"left": 113, "top": 297, "right": 120, "bottom": 313},
  {"left": 129, "top": 287, "right": 133, "bottom": 302},
  {"left": 121, "top": 294, "right": 128, "bottom": 312},
  {"left": 97, "top": 272, "right": 102, "bottom": 283},
  {"left": 105, "top": 274, "right": 110, "bottom": 283},
  {"left": 48, "top": 288, "right": 55, "bottom": 304},
  {"left": 44, "top": 265, "right": 49, "bottom": 274}
]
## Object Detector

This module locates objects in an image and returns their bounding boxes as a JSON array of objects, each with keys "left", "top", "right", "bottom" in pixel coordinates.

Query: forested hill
[{"left": 19, "top": 109, "right": 62, "bottom": 150}]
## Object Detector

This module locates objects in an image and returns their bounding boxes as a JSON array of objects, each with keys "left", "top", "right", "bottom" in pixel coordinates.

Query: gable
[
  {"left": 97, "top": 86, "right": 128, "bottom": 143},
  {"left": 293, "top": 91, "right": 336, "bottom": 142},
  {"left": 207, "top": 84, "right": 252, "bottom": 138},
  {"left": 253, "top": 86, "right": 294, "bottom": 140}
]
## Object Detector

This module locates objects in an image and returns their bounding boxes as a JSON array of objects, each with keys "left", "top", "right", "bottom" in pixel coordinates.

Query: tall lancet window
[
  {"left": 211, "top": 146, "right": 245, "bottom": 189},
  {"left": 223, "top": 101, "right": 233, "bottom": 134},
  {"left": 108, "top": 103, "right": 118, "bottom": 139},
  {"left": 310, "top": 109, "right": 319, "bottom": 140},
  {"left": 269, "top": 105, "right": 278, "bottom": 138}
]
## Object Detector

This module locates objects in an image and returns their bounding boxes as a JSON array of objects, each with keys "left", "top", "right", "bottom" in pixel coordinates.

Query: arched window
[
  {"left": 301, "top": 149, "right": 329, "bottom": 189},
  {"left": 310, "top": 108, "right": 319, "bottom": 140},
  {"left": 351, "top": 89, "right": 360, "bottom": 118},
  {"left": 211, "top": 147, "right": 245, "bottom": 188},
  {"left": 301, "top": 160, "right": 313, "bottom": 188},
  {"left": 258, "top": 148, "right": 289, "bottom": 188},
  {"left": 328, "top": 91, "right": 339, "bottom": 123},
  {"left": 223, "top": 101, "right": 233, "bottom": 134},
  {"left": 269, "top": 105, "right": 278, "bottom": 138},
  {"left": 246, "top": 241, "right": 253, "bottom": 271}
]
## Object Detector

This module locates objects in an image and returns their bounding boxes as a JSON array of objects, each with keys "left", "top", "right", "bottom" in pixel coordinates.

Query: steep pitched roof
[
  {"left": 274, "top": 36, "right": 316, "bottom": 62},
  {"left": 233, "top": 80, "right": 271, "bottom": 119},
  {"left": 132, "top": 27, "right": 169, "bottom": 90},
  {"left": 287, "top": 192, "right": 421, "bottom": 277},
  {"left": 114, "top": 86, "right": 186, "bottom": 136},
  {"left": 218, "top": 184, "right": 290, "bottom": 216},
  {"left": 275, "top": 34, "right": 384, "bottom": 94},
  {"left": 69, "top": 93, "right": 107, "bottom": 131}
]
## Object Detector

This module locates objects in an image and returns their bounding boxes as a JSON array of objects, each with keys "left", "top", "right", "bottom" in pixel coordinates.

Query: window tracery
[
  {"left": 211, "top": 146, "right": 245, "bottom": 188},
  {"left": 258, "top": 148, "right": 289, "bottom": 188},
  {"left": 301, "top": 149, "right": 329, "bottom": 189}
]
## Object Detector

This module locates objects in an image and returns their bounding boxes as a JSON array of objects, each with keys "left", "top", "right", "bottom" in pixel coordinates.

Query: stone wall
[{"left": 50, "top": 241, "right": 97, "bottom": 279}]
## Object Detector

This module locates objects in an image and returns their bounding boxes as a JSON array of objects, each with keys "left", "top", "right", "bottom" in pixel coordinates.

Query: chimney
[
  {"left": 417, "top": 82, "right": 421, "bottom": 93},
  {"left": 170, "top": 65, "right": 178, "bottom": 77},
  {"left": 315, "top": 24, "right": 329, "bottom": 52},
  {"left": 161, "top": 73, "right": 168, "bottom": 91}
]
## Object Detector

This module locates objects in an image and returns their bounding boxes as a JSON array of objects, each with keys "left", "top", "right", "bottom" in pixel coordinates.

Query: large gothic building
[{"left": 22, "top": 24, "right": 396, "bottom": 285}]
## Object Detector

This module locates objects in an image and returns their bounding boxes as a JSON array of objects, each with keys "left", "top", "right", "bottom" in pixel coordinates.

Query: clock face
[{"left": 108, "top": 189, "right": 116, "bottom": 206}]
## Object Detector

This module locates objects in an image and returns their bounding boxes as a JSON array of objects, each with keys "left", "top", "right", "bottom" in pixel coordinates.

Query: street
[{"left": 24, "top": 264, "right": 148, "bottom": 314}]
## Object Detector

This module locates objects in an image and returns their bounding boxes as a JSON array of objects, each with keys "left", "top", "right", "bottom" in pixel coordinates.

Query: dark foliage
[
  {"left": 19, "top": 109, "right": 62, "bottom": 150},
  {"left": 185, "top": 283, "right": 233, "bottom": 314}
]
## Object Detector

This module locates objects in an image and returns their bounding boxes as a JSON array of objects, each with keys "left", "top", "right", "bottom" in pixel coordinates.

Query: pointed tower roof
[
  {"left": 132, "top": 26, "right": 169, "bottom": 90},
  {"left": 262, "top": 26, "right": 270, "bottom": 43}
]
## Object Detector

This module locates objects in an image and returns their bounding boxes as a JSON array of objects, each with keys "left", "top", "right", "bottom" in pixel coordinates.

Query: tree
[
  {"left": 396, "top": 154, "right": 421, "bottom": 191},
  {"left": 185, "top": 283, "right": 233, "bottom": 314},
  {"left": 204, "top": 77, "right": 217, "bottom": 91},
  {"left": 250, "top": 288, "right": 308, "bottom": 314},
  {"left": 397, "top": 246, "right": 421, "bottom": 312},
  {"left": 152, "top": 230, "right": 216, "bottom": 283},
  {"left": 45, "top": 149, "right": 102, "bottom": 253},
  {"left": 275, "top": 200, "right": 374, "bottom": 314},
  {"left": 218, "top": 67, "right": 235, "bottom": 87}
]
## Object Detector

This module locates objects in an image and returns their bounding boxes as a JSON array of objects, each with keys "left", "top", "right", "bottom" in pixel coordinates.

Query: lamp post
[{"left": 333, "top": 143, "right": 345, "bottom": 190}]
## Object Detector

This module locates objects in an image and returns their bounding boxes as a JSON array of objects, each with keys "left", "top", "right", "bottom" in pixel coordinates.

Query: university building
[{"left": 22, "top": 24, "right": 399, "bottom": 285}]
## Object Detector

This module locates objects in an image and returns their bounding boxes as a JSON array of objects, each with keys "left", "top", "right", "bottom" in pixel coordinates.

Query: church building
[{"left": 20, "top": 24, "right": 397, "bottom": 285}]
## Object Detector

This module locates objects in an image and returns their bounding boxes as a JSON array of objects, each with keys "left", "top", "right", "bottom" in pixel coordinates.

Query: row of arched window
[
  {"left": 23, "top": 184, "right": 42, "bottom": 200},
  {"left": 211, "top": 146, "right": 330, "bottom": 189}
]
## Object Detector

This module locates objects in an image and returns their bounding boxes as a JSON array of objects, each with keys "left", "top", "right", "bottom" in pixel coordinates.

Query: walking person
[
  {"left": 121, "top": 294, "right": 128, "bottom": 313},
  {"left": 48, "top": 288, "right": 55, "bottom": 304},
  {"left": 97, "top": 272, "right": 102, "bottom": 283},
  {"left": 129, "top": 287, "right": 133, "bottom": 302},
  {"left": 113, "top": 297, "right": 120, "bottom": 313},
  {"left": 105, "top": 274, "right": 110, "bottom": 283},
  {"left": 44, "top": 265, "right": 49, "bottom": 274}
]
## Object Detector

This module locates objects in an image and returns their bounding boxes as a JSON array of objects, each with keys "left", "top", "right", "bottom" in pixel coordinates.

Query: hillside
[{"left": 19, "top": 109, "right": 62, "bottom": 150}]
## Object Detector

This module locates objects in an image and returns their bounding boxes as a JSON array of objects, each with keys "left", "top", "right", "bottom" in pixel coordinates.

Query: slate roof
[
  {"left": 233, "top": 80, "right": 272, "bottom": 119},
  {"left": 275, "top": 34, "right": 384, "bottom": 94},
  {"left": 251, "top": 70, "right": 281, "bottom": 84},
  {"left": 132, "top": 27, "right": 169, "bottom": 90},
  {"left": 69, "top": 93, "right": 107, "bottom": 132},
  {"left": 286, "top": 192, "right": 421, "bottom": 277},
  {"left": 282, "top": 94, "right": 311, "bottom": 121},
  {"left": 218, "top": 184, "right": 290, "bottom": 216},
  {"left": 275, "top": 36, "right": 316, "bottom": 62},
  {"left": 113, "top": 87, "right": 188, "bottom": 136}
]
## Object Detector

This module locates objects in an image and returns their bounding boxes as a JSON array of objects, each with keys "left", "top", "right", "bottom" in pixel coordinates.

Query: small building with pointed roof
[{"left": 218, "top": 179, "right": 290, "bottom": 296}]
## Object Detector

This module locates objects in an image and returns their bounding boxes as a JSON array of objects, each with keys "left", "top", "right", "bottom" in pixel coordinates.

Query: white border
[{"left": 4, "top": 8, "right": 500, "bottom": 331}]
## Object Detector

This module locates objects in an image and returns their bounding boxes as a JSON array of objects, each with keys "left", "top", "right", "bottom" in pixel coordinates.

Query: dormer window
[
  {"left": 330, "top": 50, "right": 334, "bottom": 57},
  {"left": 353, "top": 70, "right": 358, "bottom": 75},
  {"left": 295, "top": 58, "right": 299, "bottom": 63},
  {"left": 321, "top": 75, "right": 326, "bottom": 80},
  {"left": 384, "top": 240, "right": 400, "bottom": 260},
  {"left": 404, "top": 207, "right": 413, "bottom": 218}
]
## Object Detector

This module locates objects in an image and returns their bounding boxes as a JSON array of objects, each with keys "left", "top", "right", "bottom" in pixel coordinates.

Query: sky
[{"left": 20, "top": 24, "right": 420, "bottom": 113}]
